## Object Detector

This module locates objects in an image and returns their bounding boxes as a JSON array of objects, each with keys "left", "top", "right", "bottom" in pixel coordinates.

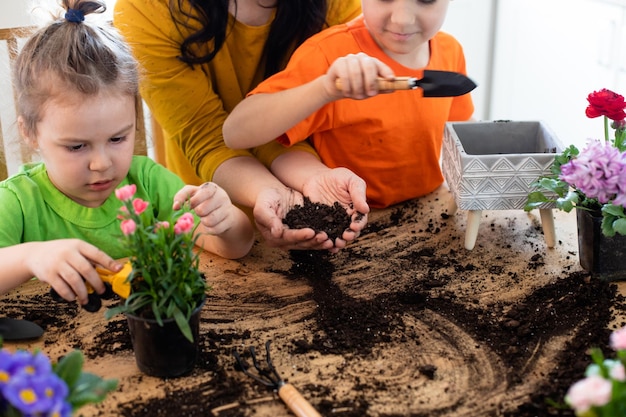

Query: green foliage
[{"left": 105, "top": 185, "right": 208, "bottom": 343}]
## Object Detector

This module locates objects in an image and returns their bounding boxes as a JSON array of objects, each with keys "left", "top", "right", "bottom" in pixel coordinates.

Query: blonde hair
[{"left": 13, "top": 0, "right": 139, "bottom": 138}]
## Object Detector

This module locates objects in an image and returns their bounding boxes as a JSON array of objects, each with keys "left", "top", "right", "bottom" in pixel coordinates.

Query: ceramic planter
[
  {"left": 126, "top": 298, "right": 205, "bottom": 378},
  {"left": 577, "top": 210, "right": 626, "bottom": 281},
  {"left": 442, "top": 120, "right": 563, "bottom": 249}
]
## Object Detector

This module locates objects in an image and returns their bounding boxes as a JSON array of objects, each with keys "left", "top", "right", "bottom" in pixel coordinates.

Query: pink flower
[
  {"left": 115, "top": 184, "right": 137, "bottom": 202},
  {"left": 154, "top": 221, "right": 170, "bottom": 231},
  {"left": 174, "top": 212, "right": 195, "bottom": 235},
  {"left": 120, "top": 219, "right": 137, "bottom": 235},
  {"left": 559, "top": 140, "right": 625, "bottom": 203},
  {"left": 132, "top": 199, "right": 149, "bottom": 215},
  {"left": 565, "top": 375, "right": 612, "bottom": 412},
  {"left": 610, "top": 326, "right": 626, "bottom": 350}
]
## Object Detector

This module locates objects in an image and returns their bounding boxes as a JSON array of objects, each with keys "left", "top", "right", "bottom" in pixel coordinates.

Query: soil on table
[{"left": 3, "top": 191, "right": 625, "bottom": 417}]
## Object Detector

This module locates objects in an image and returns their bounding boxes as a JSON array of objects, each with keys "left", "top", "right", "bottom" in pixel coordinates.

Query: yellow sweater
[{"left": 114, "top": 0, "right": 362, "bottom": 185}]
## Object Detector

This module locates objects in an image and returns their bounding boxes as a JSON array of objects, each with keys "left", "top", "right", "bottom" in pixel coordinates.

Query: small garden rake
[{"left": 233, "top": 340, "right": 322, "bottom": 417}]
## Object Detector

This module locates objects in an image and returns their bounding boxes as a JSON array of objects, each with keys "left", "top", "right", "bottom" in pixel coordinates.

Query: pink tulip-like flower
[
  {"left": 115, "top": 184, "right": 137, "bottom": 202},
  {"left": 120, "top": 219, "right": 137, "bottom": 236},
  {"left": 174, "top": 212, "right": 195, "bottom": 235},
  {"left": 610, "top": 326, "right": 626, "bottom": 350},
  {"left": 132, "top": 198, "right": 149, "bottom": 215},
  {"left": 565, "top": 375, "right": 613, "bottom": 413},
  {"left": 154, "top": 221, "right": 170, "bottom": 231}
]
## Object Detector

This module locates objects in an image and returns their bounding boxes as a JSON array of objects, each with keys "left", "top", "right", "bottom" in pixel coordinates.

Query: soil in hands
[{"left": 282, "top": 197, "right": 351, "bottom": 241}]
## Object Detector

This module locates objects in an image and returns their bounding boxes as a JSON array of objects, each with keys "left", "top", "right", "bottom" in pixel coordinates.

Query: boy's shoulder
[
  {"left": 433, "top": 31, "right": 464, "bottom": 49},
  {"left": 308, "top": 14, "right": 365, "bottom": 43}
]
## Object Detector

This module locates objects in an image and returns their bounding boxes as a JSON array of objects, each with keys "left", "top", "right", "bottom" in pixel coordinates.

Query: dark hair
[
  {"left": 171, "top": 0, "right": 328, "bottom": 78},
  {"left": 13, "top": 0, "right": 139, "bottom": 137}
]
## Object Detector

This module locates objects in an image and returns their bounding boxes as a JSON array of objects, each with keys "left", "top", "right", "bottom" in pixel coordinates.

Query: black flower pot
[
  {"left": 126, "top": 299, "right": 205, "bottom": 378},
  {"left": 577, "top": 209, "right": 626, "bottom": 281}
]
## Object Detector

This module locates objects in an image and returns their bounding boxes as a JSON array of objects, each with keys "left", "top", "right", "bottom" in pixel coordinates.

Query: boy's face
[
  {"left": 362, "top": 0, "right": 450, "bottom": 65},
  {"left": 22, "top": 90, "right": 136, "bottom": 208}
]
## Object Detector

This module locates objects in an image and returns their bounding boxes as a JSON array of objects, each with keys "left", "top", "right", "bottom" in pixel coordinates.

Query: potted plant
[
  {"left": 105, "top": 184, "right": 208, "bottom": 378},
  {"left": 564, "top": 325, "right": 626, "bottom": 416},
  {"left": 0, "top": 346, "right": 117, "bottom": 416},
  {"left": 525, "top": 88, "right": 626, "bottom": 280}
]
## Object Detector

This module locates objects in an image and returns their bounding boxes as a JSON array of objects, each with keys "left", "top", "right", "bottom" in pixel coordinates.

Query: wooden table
[{"left": 2, "top": 186, "right": 623, "bottom": 416}]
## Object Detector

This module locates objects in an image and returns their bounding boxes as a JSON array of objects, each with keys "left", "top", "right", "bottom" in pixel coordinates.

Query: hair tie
[{"left": 65, "top": 8, "right": 85, "bottom": 23}]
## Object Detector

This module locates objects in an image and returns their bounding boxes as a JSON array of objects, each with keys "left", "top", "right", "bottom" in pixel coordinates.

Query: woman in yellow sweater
[{"left": 113, "top": 0, "right": 368, "bottom": 252}]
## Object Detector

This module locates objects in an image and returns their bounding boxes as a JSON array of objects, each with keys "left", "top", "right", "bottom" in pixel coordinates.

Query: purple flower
[
  {"left": 560, "top": 140, "right": 625, "bottom": 203},
  {"left": 0, "top": 350, "right": 52, "bottom": 387},
  {"left": 3, "top": 372, "right": 69, "bottom": 414}
]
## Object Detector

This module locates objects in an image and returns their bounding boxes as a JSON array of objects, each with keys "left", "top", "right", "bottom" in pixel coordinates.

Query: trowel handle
[
  {"left": 335, "top": 76, "right": 413, "bottom": 91},
  {"left": 278, "top": 383, "right": 322, "bottom": 417}
]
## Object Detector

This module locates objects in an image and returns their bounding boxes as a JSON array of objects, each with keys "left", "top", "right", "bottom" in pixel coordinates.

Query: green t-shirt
[{"left": 0, "top": 156, "right": 185, "bottom": 259}]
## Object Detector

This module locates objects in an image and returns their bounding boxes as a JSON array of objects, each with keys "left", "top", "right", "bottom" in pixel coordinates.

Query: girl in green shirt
[{"left": 0, "top": 0, "right": 254, "bottom": 306}]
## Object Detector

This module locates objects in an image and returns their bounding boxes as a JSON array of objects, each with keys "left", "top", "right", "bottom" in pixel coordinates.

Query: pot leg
[
  {"left": 465, "top": 210, "right": 482, "bottom": 250},
  {"left": 539, "top": 208, "right": 556, "bottom": 248},
  {"left": 447, "top": 198, "right": 458, "bottom": 216}
]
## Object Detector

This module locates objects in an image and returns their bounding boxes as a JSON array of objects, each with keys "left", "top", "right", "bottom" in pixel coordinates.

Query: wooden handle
[
  {"left": 278, "top": 383, "right": 322, "bottom": 417},
  {"left": 335, "top": 76, "right": 413, "bottom": 91}
]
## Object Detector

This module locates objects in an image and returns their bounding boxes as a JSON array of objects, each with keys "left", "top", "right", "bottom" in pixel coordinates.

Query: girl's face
[
  {"left": 22, "top": 91, "right": 136, "bottom": 208},
  {"left": 362, "top": 0, "right": 450, "bottom": 68}
]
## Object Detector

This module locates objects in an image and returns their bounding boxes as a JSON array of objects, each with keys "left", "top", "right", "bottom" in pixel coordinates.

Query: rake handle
[
  {"left": 278, "top": 383, "right": 322, "bottom": 417},
  {"left": 335, "top": 77, "right": 413, "bottom": 91}
]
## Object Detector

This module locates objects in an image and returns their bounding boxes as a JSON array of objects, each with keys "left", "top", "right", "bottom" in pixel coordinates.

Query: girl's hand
[
  {"left": 324, "top": 52, "right": 395, "bottom": 100},
  {"left": 174, "top": 183, "right": 239, "bottom": 236},
  {"left": 26, "top": 240, "right": 121, "bottom": 305}
]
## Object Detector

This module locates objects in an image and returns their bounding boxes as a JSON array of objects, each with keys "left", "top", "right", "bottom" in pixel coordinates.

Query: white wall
[
  {"left": 0, "top": 1, "right": 34, "bottom": 28},
  {"left": 442, "top": 0, "right": 496, "bottom": 121}
]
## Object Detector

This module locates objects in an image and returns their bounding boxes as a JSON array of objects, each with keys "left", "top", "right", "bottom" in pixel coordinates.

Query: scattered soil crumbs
[
  {"left": 3, "top": 191, "right": 626, "bottom": 417},
  {"left": 283, "top": 197, "right": 351, "bottom": 241}
]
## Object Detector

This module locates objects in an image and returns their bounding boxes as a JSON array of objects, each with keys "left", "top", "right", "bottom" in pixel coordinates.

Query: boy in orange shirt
[{"left": 223, "top": 0, "right": 474, "bottom": 208}]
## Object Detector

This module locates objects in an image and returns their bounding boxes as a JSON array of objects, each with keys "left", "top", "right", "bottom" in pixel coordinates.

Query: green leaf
[
  {"left": 54, "top": 350, "right": 84, "bottom": 388},
  {"left": 67, "top": 372, "right": 118, "bottom": 408},
  {"left": 173, "top": 306, "right": 194, "bottom": 343},
  {"left": 603, "top": 204, "right": 626, "bottom": 217},
  {"left": 613, "top": 218, "right": 626, "bottom": 235}
]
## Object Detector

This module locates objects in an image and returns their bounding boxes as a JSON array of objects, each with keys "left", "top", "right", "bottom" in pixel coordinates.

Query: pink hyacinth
[
  {"left": 132, "top": 198, "right": 149, "bottom": 215},
  {"left": 120, "top": 219, "right": 137, "bottom": 235},
  {"left": 565, "top": 375, "right": 612, "bottom": 412},
  {"left": 174, "top": 212, "right": 195, "bottom": 235},
  {"left": 560, "top": 140, "right": 625, "bottom": 203},
  {"left": 115, "top": 184, "right": 137, "bottom": 202},
  {"left": 610, "top": 326, "right": 626, "bottom": 350}
]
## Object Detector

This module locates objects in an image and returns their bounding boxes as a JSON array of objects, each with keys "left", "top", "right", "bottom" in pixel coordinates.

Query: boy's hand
[
  {"left": 325, "top": 52, "right": 395, "bottom": 100},
  {"left": 26, "top": 240, "right": 121, "bottom": 305},
  {"left": 254, "top": 186, "right": 335, "bottom": 251},
  {"left": 302, "top": 167, "right": 370, "bottom": 247}
]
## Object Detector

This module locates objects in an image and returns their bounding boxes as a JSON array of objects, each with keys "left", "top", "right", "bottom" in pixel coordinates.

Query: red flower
[{"left": 585, "top": 89, "right": 626, "bottom": 121}]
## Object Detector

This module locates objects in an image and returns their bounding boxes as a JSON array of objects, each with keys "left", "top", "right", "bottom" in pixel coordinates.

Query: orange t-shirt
[{"left": 250, "top": 16, "right": 474, "bottom": 208}]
